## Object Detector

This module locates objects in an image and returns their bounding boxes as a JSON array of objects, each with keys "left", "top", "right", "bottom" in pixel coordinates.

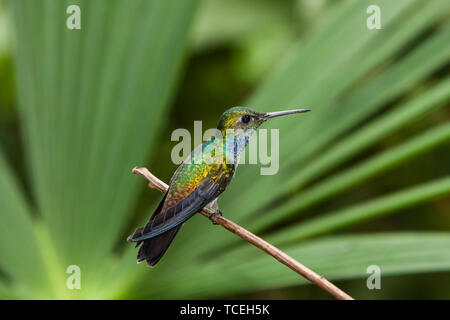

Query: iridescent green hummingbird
[{"left": 128, "top": 106, "right": 310, "bottom": 266}]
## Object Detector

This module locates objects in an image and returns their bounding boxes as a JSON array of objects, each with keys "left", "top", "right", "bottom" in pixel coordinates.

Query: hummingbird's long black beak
[{"left": 263, "top": 109, "right": 311, "bottom": 120}]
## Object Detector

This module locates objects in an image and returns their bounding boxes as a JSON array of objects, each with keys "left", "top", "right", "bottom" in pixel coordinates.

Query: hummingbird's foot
[{"left": 209, "top": 210, "right": 223, "bottom": 225}]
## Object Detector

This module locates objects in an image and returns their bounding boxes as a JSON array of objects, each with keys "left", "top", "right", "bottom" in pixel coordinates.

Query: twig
[{"left": 132, "top": 166, "right": 354, "bottom": 300}]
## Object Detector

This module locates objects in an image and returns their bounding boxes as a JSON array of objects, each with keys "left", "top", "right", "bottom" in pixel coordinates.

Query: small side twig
[{"left": 132, "top": 166, "right": 354, "bottom": 300}]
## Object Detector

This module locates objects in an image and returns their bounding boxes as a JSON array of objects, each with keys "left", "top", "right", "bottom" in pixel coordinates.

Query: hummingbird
[{"left": 127, "top": 106, "right": 310, "bottom": 266}]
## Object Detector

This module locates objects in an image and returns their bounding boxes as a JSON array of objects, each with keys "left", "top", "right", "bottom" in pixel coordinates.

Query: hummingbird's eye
[{"left": 241, "top": 115, "right": 251, "bottom": 124}]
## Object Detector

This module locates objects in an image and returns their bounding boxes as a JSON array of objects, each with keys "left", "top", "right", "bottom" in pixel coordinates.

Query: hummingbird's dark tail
[
  {"left": 135, "top": 225, "right": 181, "bottom": 266},
  {"left": 128, "top": 191, "right": 180, "bottom": 266}
]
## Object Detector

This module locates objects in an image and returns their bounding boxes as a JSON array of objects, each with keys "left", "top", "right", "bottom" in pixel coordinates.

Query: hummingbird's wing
[{"left": 128, "top": 177, "right": 222, "bottom": 242}]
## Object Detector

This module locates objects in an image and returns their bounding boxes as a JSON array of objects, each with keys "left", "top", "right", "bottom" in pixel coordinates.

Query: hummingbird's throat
[
  {"left": 186, "top": 128, "right": 256, "bottom": 166},
  {"left": 224, "top": 128, "right": 255, "bottom": 165}
]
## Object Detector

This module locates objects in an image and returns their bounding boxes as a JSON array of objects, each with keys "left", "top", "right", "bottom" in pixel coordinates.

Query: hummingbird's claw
[{"left": 209, "top": 210, "right": 223, "bottom": 225}]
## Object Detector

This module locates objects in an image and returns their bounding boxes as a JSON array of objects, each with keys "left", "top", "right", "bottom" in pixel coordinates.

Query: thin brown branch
[{"left": 132, "top": 166, "right": 354, "bottom": 300}]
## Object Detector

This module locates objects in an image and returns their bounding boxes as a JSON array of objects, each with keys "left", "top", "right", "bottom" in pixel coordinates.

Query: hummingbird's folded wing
[{"left": 128, "top": 177, "right": 221, "bottom": 242}]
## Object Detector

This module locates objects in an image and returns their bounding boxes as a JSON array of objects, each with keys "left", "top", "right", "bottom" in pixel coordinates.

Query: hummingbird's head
[{"left": 217, "top": 106, "right": 310, "bottom": 136}]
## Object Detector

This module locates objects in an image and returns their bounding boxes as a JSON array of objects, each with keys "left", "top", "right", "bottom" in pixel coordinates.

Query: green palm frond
[
  {"left": 6, "top": 0, "right": 200, "bottom": 298},
  {"left": 0, "top": 0, "right": 448, "bottom": 299},
  {"left": 172, "top": 232, "right": 450, "bottom": 298},
  {"left": 0, "top": 152, "right": 51, "bottom": 298}
]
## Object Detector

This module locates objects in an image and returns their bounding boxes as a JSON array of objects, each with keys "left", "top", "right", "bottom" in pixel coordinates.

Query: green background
[{"left": 0, "top": 0, "right": 449, "bottom": 299}]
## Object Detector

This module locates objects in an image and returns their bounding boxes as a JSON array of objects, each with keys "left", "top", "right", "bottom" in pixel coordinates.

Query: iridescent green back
[{"left": 162, "top": 138, "right": 235, "bottom": 210}]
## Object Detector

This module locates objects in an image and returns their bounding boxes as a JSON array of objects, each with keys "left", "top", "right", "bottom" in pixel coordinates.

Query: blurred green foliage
[{"left": 0, "top": 0, "right": 449, "bottom": 299}]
